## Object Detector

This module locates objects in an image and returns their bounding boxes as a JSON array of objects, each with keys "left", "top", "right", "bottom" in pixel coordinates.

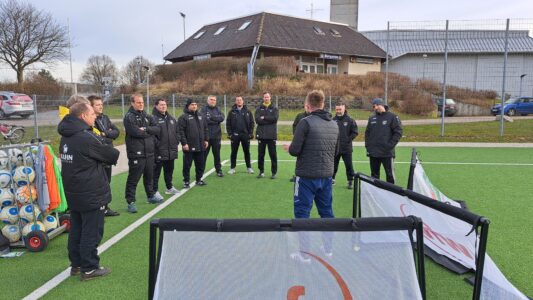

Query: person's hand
[
  {"left": 260, "top": 116, "right": 265, "bottom": 120},
  {"left": 283, "top": 144, "right": 290, "bottom": 152},
  {"left": 101, "top": 132, "right": 107, "bottom": 137},
  {"left": 139, "top": 127, "right": 145, "bottom": 132},
  {"left": 204, "top": 141, "right": 208, "bottom": 149},
  {"left": 183, "top": 144, "right": 189, "bottom": 151}
]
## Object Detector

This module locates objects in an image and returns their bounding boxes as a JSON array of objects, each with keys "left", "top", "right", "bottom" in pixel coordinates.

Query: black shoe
[
  {"left": 104, "top": 208, "right": 120, "bottom": 217},
  {"left": 289, "top": 176, "right": 295, "bottom": 183},
  {"left": 70, "top": 267, "right": 80, "bottom": 276},
  {"left": 347, "top": 180, "right": 353, "bottom": 190},
  {"left": 216, "top": 171, "right": 224, "bottom": 177},
  {"left": 271, "top": 174, "right": 277, "bottom": 179},
  {"left": 183, "top": 182, "right": 190, "bottom": 189},
  {"left": 196, "top": 180, "right": 207, "bottom": 186},
  {"left": 80, "top": 267, "right": 111, "bottom": 281}
]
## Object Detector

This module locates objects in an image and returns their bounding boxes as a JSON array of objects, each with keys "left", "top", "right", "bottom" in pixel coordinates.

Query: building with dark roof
[
  {"left": 363, "top": 30, "right": 533, "bottom": 96},
  {"left": 165, "top": 12, "right": 385, "bottom": 76}
]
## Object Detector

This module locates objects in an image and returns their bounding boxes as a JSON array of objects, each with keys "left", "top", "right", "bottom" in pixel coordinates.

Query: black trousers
[
  {"left": 68, "top": 207, "right": 105, "bottom": 272},
  {"left": 125, "top": 157, "right": 155, "bottom": 203},
  {"left": 258, "top": 139, "right": 277, "bottom": 174},
  {"left": 230, "top": 135, "right": 251, "bottom": 169},
  {"left": 153, "top": 159, "right": 175, "bottom": 191},
  {"left": 104, "top": 166, "right": 112, "bottom": 207},
  {"left": 333, "top": 152, "right": 354, "bottom": 181},
  {"left": 183, "top": 151, "right": 205, "bottom": 182},
  {"left": 369, "top": 156, "right": 396, "bottom": 184},
  {"left": 205, "top": 138, "right": 222, "bottom": 172}
]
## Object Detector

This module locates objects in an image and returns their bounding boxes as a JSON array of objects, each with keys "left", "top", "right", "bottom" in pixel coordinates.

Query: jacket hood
[
  {"left": 310, "top": 109, "right": 332, "bottom": 121},
  {"left": 58, "top": 114, "right": 91, "bottom": 137}
]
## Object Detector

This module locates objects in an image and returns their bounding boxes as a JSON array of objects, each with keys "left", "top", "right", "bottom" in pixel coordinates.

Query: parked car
[
  {"left": 491, "top": 97, "right": 533, "bottom": 116},
  {"left": 0, "top": 91, "right": 34, "bottom": 119},
  {"left": 435, "top": 98, "right": 457, "bottom": 117}
]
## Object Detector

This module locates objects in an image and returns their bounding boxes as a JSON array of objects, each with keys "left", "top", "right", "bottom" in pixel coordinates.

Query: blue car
[{"left": 491, "top": 97, "right": 533, "bottom": 116}]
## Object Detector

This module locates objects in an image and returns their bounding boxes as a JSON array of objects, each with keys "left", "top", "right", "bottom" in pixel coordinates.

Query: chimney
[{"left": 330, "top": 0, "right": 358, "bottom": 30}]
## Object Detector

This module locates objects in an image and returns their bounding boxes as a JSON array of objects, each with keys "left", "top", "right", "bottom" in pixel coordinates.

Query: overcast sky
[{"left": 1, "top": 0, "right": 532, "bottom": 82}]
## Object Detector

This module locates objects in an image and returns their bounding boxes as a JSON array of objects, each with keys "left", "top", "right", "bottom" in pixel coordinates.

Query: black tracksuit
[
  {"left": 94, "top": 114, "right": 119, "bottom": 208},
  {"left": 152, "top": 108, "right": 179, "bottom": 191},
  {"left": 178, "top": 108, "right": 209, "bottom": 183},
  {"left": 255, "top": 103, "right": 279, "bottom": 175},
  {"left": 58, "top": 114, "right": 120, "bottom": 272},
  {"left": 333, "top": 112, "right": 358, "bottom": 181},
  {"left": 364, "top": 108, "right": 403, "bottom": 184},
  {"left": 292, "top": 111, "right": 309, "bottom": 134},
  {"left": 226, "top": 105, "right": 254, "bottom": 169},
  {"left": 201, "top": 104, "right": 224, "bottom": 173},
  {"left": 123, "top": 107, "right": 160, "bottom": 203}
]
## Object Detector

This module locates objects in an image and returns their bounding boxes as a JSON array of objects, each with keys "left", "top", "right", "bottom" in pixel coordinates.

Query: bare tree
[
  {"left": 80, "top": 55, "right": 118, "bottom": 89},
  {"left": 121, "top": 56, "right": 155, "bottom": 86},
  {"left": 0, "top": 0, "right": 69, "bottom": 85}
]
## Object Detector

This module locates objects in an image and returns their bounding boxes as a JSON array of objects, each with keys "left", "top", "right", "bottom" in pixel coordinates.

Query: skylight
[
  {"left": 330, "top": 29, "right": 341, "bottom": 37},
  {"left": 193, "top": 31, "right": 206, "bottom": 39},
  {"left": 214, "top": 26, "right": 226, "bottom": 35},
  {"left": 313, "top": 26, "right": 325, "bottom": 35},
  {"left": 238, "top": 20, "right": 252, "bottom": 31}
]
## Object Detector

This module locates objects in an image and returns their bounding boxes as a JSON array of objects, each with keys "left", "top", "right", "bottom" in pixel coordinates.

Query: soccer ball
[
  {"left": 1, "top": 225, "right": 21, "bottom": 243},
  {"left": 0, "top": 150, "right": 8, "bottom": 170},
  {"left": 15, "top": 185, "right": 37, "bottom": 205},
  {"left": 23, "top": 151, "right": 34, "bottom": 167},
  {"left": 0, "top": 170, "right": 11, "bottom": 188},
  {"left": 8, "top": 148, "right": 23, "bottom": 166},
  {"left": 12, "top": 166, "right": 35, "bottom": 186},
  {"left": 42, "top": 215, "right": 58, "bottom": 233},
  {"left": 19, "top": 204, "right": 41, "bottom": 223},
  {"left": 0, "top": 205, "right": 19, "bottom": 225},
  {"left": 0, "top": 188, "right": 14, "bottom": 207},
  {"left": 22, "top": 221, "right": 45, "bottom": 237}
]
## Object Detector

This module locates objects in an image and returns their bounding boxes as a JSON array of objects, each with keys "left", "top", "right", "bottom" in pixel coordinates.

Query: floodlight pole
[
  {"left": 440, "top": 20, "right": 449, "bottom": 137},
  {"left": 180, "top": 12, "right": 186, "bottom": 42},
  {"left": 384, "top": 22, "right": 390, "bottom": 105},
  {"left": 499, "top": 19, "right": 510, "bottom": 137}
]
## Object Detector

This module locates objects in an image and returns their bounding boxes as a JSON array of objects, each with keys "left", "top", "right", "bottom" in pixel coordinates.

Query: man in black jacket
[
  {"left": 332, "top": 103, "right": 358, "bottom": 189},
  {"left": 178, "top": 99, "right": 209, "bottom": 188},
  {"left": 123, "top": 94, "right": 162, "bottom": 214},
  {"left": 58, "top": 102, "right": 120, "bottom": 281},
  {"left": 284, "top": 90, "right": 339, "bottom": 219},
  {"left": 226, "top": 96, "right": 254, "bottom": 175},
  {"left": 255, "top": 92, "right": 279, "bottom": 179},
  {"left": 365, "top": 98, "right": 403, "bottom": 184},
  {"left": 89, "top": 95, "right": 121, "bottom": 216},
  {"left": 200, "top": 95, "right": 225, "bottom": 177},
  {"left": 289, "top": 110, "right": 309, "bottom": 182},
  {"left": 152, "top": 98, "right": 180, "bottom": 196}
]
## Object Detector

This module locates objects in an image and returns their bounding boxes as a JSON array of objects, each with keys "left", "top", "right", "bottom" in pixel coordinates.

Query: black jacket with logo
[
  {"left": 364, "top": 110, "right": 403, "bottom": 158},
  {"left": 255, "top": 103, "right": 279, "bottom": 140},
  {"left": 151, "top": 108, "right": 179, "bottom": 161},
  {"left": 123, "top": 106, "right": 160, "bottom": 159},
  {"left": 200, "top": 105, "right": 225, "bottom": 140},
  {"left": 226, "top": 105, "right": 254, "bottom": 139},
  {"left": 58, "top": 115, "right": 120, "bottom": 212},
  {"left": 178, "top": 108, "right": 209, "bottom": 152},
  {"left": 333, "top": 111, "right": 358, "bottom": 154},
  {"left": 95, "top": 114, "right": 120, "bottom": 145}
]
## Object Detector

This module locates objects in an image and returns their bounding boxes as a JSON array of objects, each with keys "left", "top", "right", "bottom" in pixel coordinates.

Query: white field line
[
  {"left": 23, "top": 160, "right": 229, "bottom": 300},
  {"left": 269, "top": 159, "right": 533, "bottom": 166}
]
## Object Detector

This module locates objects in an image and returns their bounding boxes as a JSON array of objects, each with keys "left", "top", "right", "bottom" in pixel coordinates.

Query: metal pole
[
  {"left": 384, "top": 21, "right": 390, "bottom": 105},
  {"left": 121, "top": 94, "right": 125, "bottom": 118},
  {"left": 172, "top": 94, "right": 176, "bottom": 118},
  {"left": 275, "top": 95, "right": 278, "bottom": 108},
  {"left": 67, "top": 18, "right": 75, "bottom": 95},
  {"left": 32, "top": 95, "right": 39, "bottom": 139},
  {"left": 223, "top": 94, "right": 227, "bottom": 134},
  {"left": 329, "top": 94, "right": 332, "bottom": 112},
  {"left": 146, "top": 71, "right": 150, "bottom": 108},
  {"left": 500, "top": 19, "right": 510, "bottom": 137},
  {"left": 441, "top": 20, "right": 449, "bottom": 137},
  {"left": 519, "top": 74, "right": 526, "bottom": 97}
]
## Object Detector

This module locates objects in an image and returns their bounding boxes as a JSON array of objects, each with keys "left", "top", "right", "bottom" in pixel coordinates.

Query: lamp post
[
  {"left": 143, "top": 66, "right": 150, "bottom": 107},
  {"left": 422, "top": 54, "right": 428, "bottom": 80},
  {"left": 179, "top": 12, "right": 186, "bottom": 42},
  {"left": 519, "top": 74, "right": 526, "bottom": 97}
]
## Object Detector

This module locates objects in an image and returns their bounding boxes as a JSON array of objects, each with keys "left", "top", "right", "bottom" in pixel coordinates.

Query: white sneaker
[
  {"left": 247, "top": 168, "right": 254, "bottom": 174},
  {"left": 290, "top": 252, "right": 311, "bottom": 263},
  {"left": 154, "top": 191, "right": 163, "bottom": 200},
  {"left": 228, "top": 168, "right": 235, "bottom": 174},
  {"left": 165, "top": 187, "right": 180, "bottom": 194}
]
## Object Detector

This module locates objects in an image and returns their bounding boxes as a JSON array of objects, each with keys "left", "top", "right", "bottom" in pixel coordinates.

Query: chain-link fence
[{"left": 362, "top": 18, "right": 533, "bottom": 136}]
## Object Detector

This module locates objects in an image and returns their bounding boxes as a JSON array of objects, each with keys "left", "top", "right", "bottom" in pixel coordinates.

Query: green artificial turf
[{"left": 1, "top": 146, "right": 532, "bottom": 299}]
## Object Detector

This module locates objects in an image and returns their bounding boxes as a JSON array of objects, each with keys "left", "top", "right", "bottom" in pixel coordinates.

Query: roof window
[
  {"left": 313, "top": 26, "right": 325, "bottom": 35},
  {"left": 238, "top": 20, "right": 252, "bottom": 31},
  {"left": 214, "top": 26, "right": 226, "bottom": 35},
  {"left": 330, "top": 29, "right": 341, "bottom": 37},
  {"left": 193, "top": 31, "right": 206, "bottom": 39}
]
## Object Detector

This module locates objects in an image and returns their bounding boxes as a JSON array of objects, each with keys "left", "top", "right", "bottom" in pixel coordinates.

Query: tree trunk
[{"left": 16, "top": 67, "right": 24, "bottom": 85}]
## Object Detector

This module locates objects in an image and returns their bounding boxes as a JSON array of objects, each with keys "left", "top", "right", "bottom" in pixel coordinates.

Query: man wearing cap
[
  {"left": 178, "top": 99, "right": 209, "bottom": 188},
  {"left": 365, "top": 98, "right": 403, "bottom": 184}
]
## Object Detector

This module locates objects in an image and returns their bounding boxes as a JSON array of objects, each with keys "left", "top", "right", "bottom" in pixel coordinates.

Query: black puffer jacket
[
  {"left": 58, "top": 115, "right": 120, "bottom": 212},
  {"left": 152, "top": 108, "right": 179, "bottom": 161},
  {"left": 333, "top": 111, "right": 358, "bottom": 154},
  {"left": 178, "top": 108, "right": 209, "bottom": 152},
  {"left": 289, "top": 110, "right": 339, "bottom": 178},
  {"left": 365, "top": 109, "right": 403, "bottom": 158},
  {"left": 200, "top": 104, "right": 225, "bottom": 139},
  {"left": 255, "top": 104, "right": 278, "bottom": 140},
  {"left": 226, "top": 105, "right": 254, "bottom": 139},
  {"left": 292, "top": 111, "right": 309, "bottom": 134},
  {"left": 123, "top": 106, "right": 160, "bottom": 159},
  {"left": 95, "top": 114, "right": 120, "bottom": 145}
]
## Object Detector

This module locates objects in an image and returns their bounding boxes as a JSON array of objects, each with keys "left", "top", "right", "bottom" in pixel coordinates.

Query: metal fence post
[
  {"left": 441, "top": 20, "right": 449, "bottom": 137},
  {"left": 121, "top": 94, "right": 125, "bottom": 118},
  {"left": 172, "top": 94, "right": 176, "bottom": 118},
  {"left": 32, "top": 94, "right": 39, "bottom": 139},
  {"left": 500, "top": 19, "right": 510, "bottom": 137},
  {"left": 384, "top": 21, "right": 390, "bottom": 105},
  {"left": 329, "top": 94, "right": 332, "bottom": 112},
  {"left": 224, "top": 94, "right": 227, "bottom": 134}
]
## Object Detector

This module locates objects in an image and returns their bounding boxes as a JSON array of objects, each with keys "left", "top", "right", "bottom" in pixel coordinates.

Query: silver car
[{"left": 0, "top": 91, "right": 34, "bottom": 119}]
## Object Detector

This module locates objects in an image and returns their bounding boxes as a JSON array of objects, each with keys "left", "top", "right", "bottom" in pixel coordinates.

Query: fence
[{"left": 363, "top": 18, "right": 533, "bottom": 136}]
